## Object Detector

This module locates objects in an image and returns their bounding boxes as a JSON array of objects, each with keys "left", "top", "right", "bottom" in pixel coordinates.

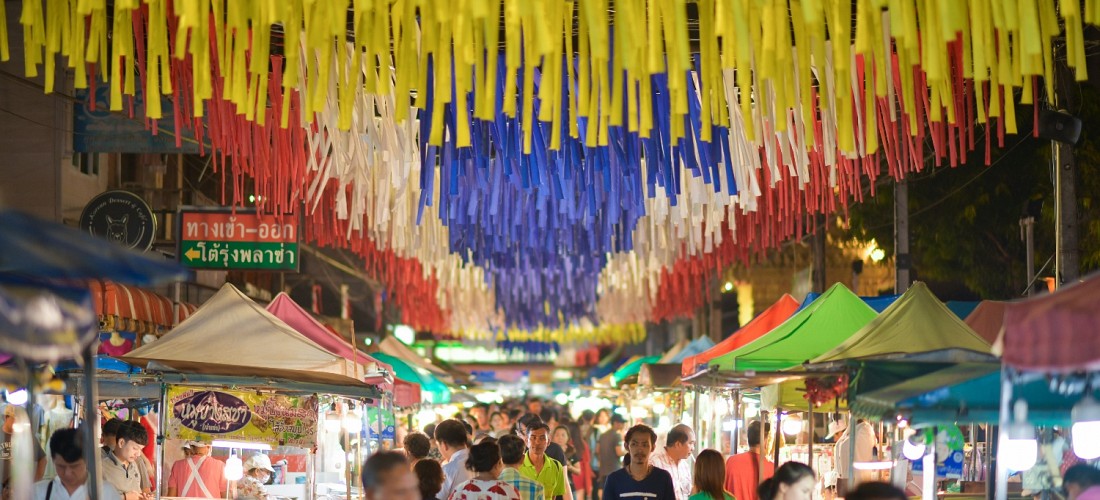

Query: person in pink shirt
[
  {"left": 1065, "top": 464, "right": 1100, "bottom": 500},
  {"left": 166, "top": 440, "right": 227, "bottom": 498}
]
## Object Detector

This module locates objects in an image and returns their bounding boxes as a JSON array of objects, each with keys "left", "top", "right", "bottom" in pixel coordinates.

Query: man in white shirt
[
  {"left": 648, "top": 424, "right": 695, "bottom": 500},
  {"left": 434, "top": 419, "right": 472, "bottom": 500},
  {"left": 34, "top": 427, "right": 121, "bottom": 500}
]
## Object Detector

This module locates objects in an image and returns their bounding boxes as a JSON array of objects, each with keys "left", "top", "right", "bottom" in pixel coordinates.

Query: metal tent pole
[{"left": 82, "top": 345, "right": 101, "bottom": 500}]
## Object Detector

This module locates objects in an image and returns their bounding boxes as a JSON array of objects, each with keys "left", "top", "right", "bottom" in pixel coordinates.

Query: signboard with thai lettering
[
  {"left": 166, "top": 386, "right": 318, "bottom": 448},
  {"left": 177, "top": 208, "right": 299, "bottom": 271}
]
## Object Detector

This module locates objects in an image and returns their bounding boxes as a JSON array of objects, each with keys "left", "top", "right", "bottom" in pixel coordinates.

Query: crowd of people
[{"left": 366, "top": 397, "right": 909, "bottom": 500}]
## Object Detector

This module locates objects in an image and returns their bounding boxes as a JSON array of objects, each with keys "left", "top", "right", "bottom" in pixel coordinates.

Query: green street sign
[
  {"left": 179, "top": 240, "right": 299, "bottom": 270},
  {"left": 177, "top": 209, "right": 300, "bottom": 271}
]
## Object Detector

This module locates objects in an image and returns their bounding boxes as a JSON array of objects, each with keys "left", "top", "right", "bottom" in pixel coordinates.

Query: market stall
[
  {"left": 995, "top": 272, "right": 1100, "bottom": 500},
  {"left": 121, "top": 283, "right": 387, "bottom": 499}
]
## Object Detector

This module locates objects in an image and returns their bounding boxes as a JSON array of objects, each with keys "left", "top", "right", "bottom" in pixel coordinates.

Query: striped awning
[{"left": 88, "top": 281, "right": 197, "bottom": 330}]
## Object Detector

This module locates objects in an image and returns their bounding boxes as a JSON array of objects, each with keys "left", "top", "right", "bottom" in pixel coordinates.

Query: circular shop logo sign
[{"left": 79, "top": 191, "right": 156, "bottom": 251}]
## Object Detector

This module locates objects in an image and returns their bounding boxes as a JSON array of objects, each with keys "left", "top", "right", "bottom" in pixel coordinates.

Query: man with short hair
[
  {"left": 33, "top": 427, "right": 121, "bottom": 500},
  {"left": 100, "top": 420, "right": 150, "bottom": 500},
  {"left": 470, "top": 404, "right": 492, "bottom": 434},
  {"left": 601, "top": 424, "right": 675, "bottom": 500},
  {"left": 517, "top": 414, "right": 568, "bottom": 468},
  {"left": 724, "top": 420, "right": 774, "bottom": 500},
  {"left": 1065, "top": 464, "right": 1100, "bottom": 500},
  {"left": 435, "top": 419, "right": 473, "bottom": 500},
  {"left": 649, "top": 424, "right": 695, "bottom": 500},
  {"left": 499, "top": 434, "right": 546, "bottom": 500},
  {"left": 519, "top": 422, "right": 567, "bottom": 500},
  {"left": 100, "top": 419, "right": 151, "bottom": 494},
  {"left": 361, "top": 450, "right": 419, "bottom": 500},
  {"left": 596, "top": 414, "right": 627, "bottom": 492},
  {"left": 403, "top": 432, "right": 432, "bottom": 467}
]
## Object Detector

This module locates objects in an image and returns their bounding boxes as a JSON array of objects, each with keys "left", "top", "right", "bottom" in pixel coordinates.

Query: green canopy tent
[
  {"left": 850, "top": 362, "right": 1094, "bottom": 425},
  {"left": 709, "top": 283, "right": 878, "bottom": 372},
  {"left": 372, "top": 352, "right": 452, "bottom": 404},
  {"left": 612, "top": 355, "right": 662, "bottom": 387},
  {"left": 812, "top": 282, "right": 993, "bottom": 364},
  {"left": 759, "top": 282, "right": 999, "bottom": 411}
]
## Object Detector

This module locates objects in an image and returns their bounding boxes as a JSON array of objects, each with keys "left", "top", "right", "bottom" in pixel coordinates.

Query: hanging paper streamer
[{"left": 8, "top": 0, "right": 1094, "bottom": 349}]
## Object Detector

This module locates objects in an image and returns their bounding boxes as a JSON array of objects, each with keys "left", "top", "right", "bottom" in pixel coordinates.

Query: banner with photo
[{"left": 166, "top": 386, "right": 318, "bottom": 448}]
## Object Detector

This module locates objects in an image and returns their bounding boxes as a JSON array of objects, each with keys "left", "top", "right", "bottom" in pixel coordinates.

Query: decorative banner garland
[{"left": 5, "top": 0, "right": 1095, "bottom": 350}]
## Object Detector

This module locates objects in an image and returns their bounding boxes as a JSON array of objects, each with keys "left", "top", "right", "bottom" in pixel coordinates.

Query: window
[{"left": 71, "top": 152, "right": 101, "bottom": 176}]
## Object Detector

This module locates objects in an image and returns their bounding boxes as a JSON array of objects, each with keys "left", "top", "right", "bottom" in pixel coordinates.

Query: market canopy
[
  {"left": 371, "top": 352, "right": 451, "bottom": 404},
  {"left": 0, "top": 209, "right": 187, "bottom": 287},
  {"left": 122, "top": 283, "right": 373, "bottom": 388},
  {"left": 266, "top": 293, "right": 392, "bottom": 386},
  {"left": 710, "top": 284, "right": 878, "bottom": 372},
  {"left": 668, "top": 337, "right": 716, "bottom": 364},
  {"left": 682, "top": 295, "right": 801, "bottom": 377},
  {"left": 851, "top": 362, "right": 1094, "bottom": 425},
  {"left": 612, "top": 355, "right": 662, "bottom": 386},
  {"left": 1003, "top": 273, "right": 1100, "bottom": 373},
  {"left": 657, "top": 339, "right": 689, "bottom": 364},
  {"left": 964, "top": 300, "right": 1008, "bottom": 345},
  {"left": 812, "top": 282, "right": 992, "bottom": 363},
  {"left": 378, "top": 336, "right": 452, "bottom": 381}
]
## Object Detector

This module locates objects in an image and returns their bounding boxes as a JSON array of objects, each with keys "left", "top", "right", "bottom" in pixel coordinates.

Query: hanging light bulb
[
  {"left": 1071, "top": 393, "right": 1100, "bottom": 459},
  {"left": 902, "top": 431, "right": 927, "bottom": 461},
  {"left": 999, "top": 400, "right": 1038, "bottom": 471},
  {"left": 782, "top": 414, "right": 805, "bottom": 436},
  {"left": 5, "top": 389, "right": 28, "bottom": 406},
  {"left": 224, "top": 450, "right": 244, "bottom": 481}
]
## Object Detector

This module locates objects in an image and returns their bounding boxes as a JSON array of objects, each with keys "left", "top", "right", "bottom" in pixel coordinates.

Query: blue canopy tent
[{"left": 0, "top": 209, "right": 186, "bottom": 500}]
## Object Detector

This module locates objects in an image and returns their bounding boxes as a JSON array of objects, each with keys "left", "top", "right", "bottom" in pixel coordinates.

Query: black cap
[{"left": 610, "top": 413, "right": 627, "bottom": 424}]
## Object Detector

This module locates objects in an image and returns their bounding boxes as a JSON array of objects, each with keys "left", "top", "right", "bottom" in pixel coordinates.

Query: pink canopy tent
[
  {"left": 681, "top": 294, "right": 800, "bottom": 377},
  {"left": 964, "top": 300, "right": 1007, "bottom": 345},
  {"left": 267, "top": 293, "right": 422, "bottom": 406},
  {"left": 1003, "top": 273, "right": 1100, "bottom": 373}
]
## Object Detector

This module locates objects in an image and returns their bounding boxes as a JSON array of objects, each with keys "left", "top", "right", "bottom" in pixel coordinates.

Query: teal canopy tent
[{"left": 372, "top": 352, "right": 452, "bottom": 404}]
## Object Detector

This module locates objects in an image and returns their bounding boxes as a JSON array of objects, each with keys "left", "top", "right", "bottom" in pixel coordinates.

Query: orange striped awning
[{"left": 88, "top": 281, "right": 197, "bottom": 331}]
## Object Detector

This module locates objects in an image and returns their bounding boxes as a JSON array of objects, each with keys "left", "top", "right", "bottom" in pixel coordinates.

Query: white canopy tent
[{"left": 123, "top": 283, "right": 373, "bottom": 388}]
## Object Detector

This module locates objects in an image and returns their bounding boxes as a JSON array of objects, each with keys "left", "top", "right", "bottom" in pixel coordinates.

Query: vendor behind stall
[
  {"left": 166, "top": 440, "right": 226, "bottom": 498},
  {"left": 237, "top": 454, "right": 275, "bottom": 500}
]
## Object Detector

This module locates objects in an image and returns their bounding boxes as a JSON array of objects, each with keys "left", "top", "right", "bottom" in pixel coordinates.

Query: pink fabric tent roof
[
  {"left": 681, "top": 294, "right": 800, "bottom": 377},
  {"left": 1003, "top": 273, "right": 1100, "bottom": 372},
  {"left": 964, "top": 300, "right": 1007, "bottom": 345},
  {"left": 266, "top": 293, "right": 405, "bottom": 394}
]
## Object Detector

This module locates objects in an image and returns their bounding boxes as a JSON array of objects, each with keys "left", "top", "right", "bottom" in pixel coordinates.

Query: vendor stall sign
[
  {"left": 177, "top": 208, "right": 299, "bottom": 271},
  {"left": 167, "top": 387, "right": 318, "bottom": 448},
  {"left": 80, "top": 191, "right": 157, "bottom": 251}
]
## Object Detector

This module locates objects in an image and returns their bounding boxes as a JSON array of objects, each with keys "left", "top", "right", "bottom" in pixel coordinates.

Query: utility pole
[
  {"left": 894, "top": 177, "right": 911, "bottom": 294},
  {"left": 1052, "top": 60, "right": 1081, "bottom": 287}
]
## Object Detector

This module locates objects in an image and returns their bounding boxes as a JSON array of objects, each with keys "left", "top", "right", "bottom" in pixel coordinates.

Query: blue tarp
[
  {"left": 0, "top": 209, "right": 187, "bottom": 286},
  {"left": 946, "top": 301, "right": 981, "bottom": 320},
  {"left": 668, "top": 336, "right": 716, "bottom": 364},
  {"left": 798, "top": 291, "right": 900, "bottom": 313},
  {"left": 0, "top": 275, "right": 98, "bottom": 362}
]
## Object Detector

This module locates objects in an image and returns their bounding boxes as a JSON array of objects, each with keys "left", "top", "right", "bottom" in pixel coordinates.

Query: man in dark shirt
[{"left": 601, "top": 424, "right": 675, "bottom": 500}]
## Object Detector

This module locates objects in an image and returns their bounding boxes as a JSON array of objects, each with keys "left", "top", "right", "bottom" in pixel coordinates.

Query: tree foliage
[{"left": 846, "top": 87, "right": 1100, "bottom": 300}]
